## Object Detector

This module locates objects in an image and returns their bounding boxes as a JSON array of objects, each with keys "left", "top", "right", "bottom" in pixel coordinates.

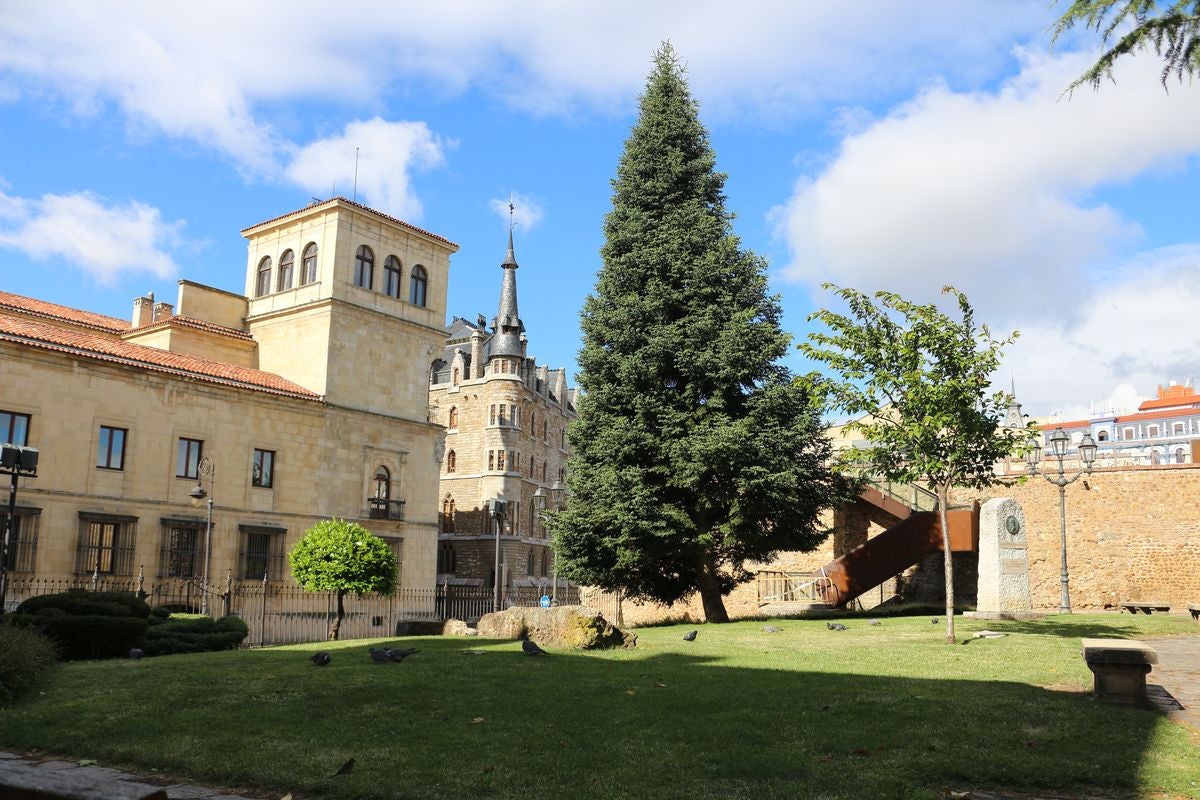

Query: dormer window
[
  {"left": 255, "top": 257, "right": 273, "bottom": 297},
  {"left": 355, "top": 245, "right": 375, "bottom": 290}
]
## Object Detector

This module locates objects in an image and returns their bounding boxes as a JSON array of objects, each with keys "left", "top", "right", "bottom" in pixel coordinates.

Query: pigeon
[
  {"left": 522, "top": 639, "right": 548, "bottom": 656},
  {"left": 826, "top": 623, "right": 847, "bottom": 631},
  {"left": 931, "top": 618, "right": 941, "bottom": 624},
  {"left": 330, "top": 757, "right": 355, "bottom": 778},
  {"left": 129, "top": 647, "right": 143, "bottom": 660},
  {"left": 385, "top": 647, "right": 418, "bottom": 662},
  {"left": 682, "top": 630, "right": 698, "bottom": 642},
  {"left": 310, "top": 652, "right": 331, "bottom": 666},
  {"left": 369, "top": 647, "right": 392, "bottom": 663},
  {"left": 463, "top": 649, "right": 486, "bottom": 656},
  {"left": 762, "top": 625, "right": 781, "bottom": 633},
  {"left": 868, "top": 619, "right": 881, "bottom": 626}
]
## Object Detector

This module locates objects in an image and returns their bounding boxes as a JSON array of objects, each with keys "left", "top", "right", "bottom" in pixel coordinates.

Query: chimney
[
  {"left": 132, "top": 292, "right": 154, "bottom": 329},
  {"left": 152, "top": 301, "right": 174, "bottom": 322}
]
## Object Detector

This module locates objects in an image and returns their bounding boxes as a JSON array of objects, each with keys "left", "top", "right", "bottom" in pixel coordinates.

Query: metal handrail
[
  {"left": 756, "top": 571, "right": 835, "bottom": 605},
  {"left": 862, "top": 473, "right": 938, "bottom": 512}
]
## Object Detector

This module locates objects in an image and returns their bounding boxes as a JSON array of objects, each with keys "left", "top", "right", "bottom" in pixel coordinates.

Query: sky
[{"left": 1, "top": 1, "right": 1198, "bottom": 421}]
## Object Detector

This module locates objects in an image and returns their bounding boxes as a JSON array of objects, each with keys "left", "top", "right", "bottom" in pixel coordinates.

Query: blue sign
[{"left": 539, "top": 594, "right": 551, "bottom": 608}]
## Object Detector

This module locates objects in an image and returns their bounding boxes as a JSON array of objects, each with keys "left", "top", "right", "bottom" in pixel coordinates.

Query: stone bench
[
  {"left": 1188, "top": 602, "right": 1199, "bottom": 622},
  {"left": 1081, "top": 638, "right": 1158, "bottom": 706},
  {"left": 1119, "top": 601, "right": 1171, "bottom": 614}
]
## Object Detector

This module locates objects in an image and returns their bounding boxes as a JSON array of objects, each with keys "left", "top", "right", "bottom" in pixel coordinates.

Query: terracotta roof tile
[
  {"left": 124, "top": 314, "right": 253, "bottom": 341},
  {"left": 0, "top": 290, "right": 130, "bottom": 333},
  {"left": 240, "top": 197, "right": 458, "bottom": 249},
  {"left": 1138, "top": 393, "right": 1200, "bottom": 411},
  {"left": 0, "top": 314, "right": 320, "bottom": 402},
  {"left": 1043, "top": 406, "right": 1200, "bottom": 431}
]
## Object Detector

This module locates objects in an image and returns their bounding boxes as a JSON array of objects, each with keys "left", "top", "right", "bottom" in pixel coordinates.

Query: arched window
[
  {"left": 277, "top": 249, "right": 294, "bottom": 292},
  {"left": 527, "top": 550, "right": 535, "bottom": 576},
  {"left": 374, "top": 466, "right": 390, "bottom": 500},
  {"left": 530, "top": 412, "right": 537, "bottom": 439},
  {"left": 409, "top": 265, "right": 428, "bottom": 307},
  {"left": 383, "top": 255, "right": 402, "bottom": 298},
  {"left": 441, "top": 499, "right": 456, "bottom": 534},
  {"left": 560, "top": 429, "right": 566, "bottom": 448},
  {"left": 558, "top": 466, "right": 564, "bottom": 482},
  {"left": 1175, "top": 447, "right": 1185, "bottom": 464},
  {"left": 430, "top": 359, "right": 447, "bottom": 385},
  {"left": 301, "top": 243, "right": 318, "bottom": 285},
  {"left": 448, "top": 407, "right": 458, "bottom": 428},
  {"left": 355, "top": 245, "right": 374, "bottom": 289},
  {"left": 541, "top": 461, "right": 546, "bottom": 481},
  {"left": 255, "top": 257, "right": 273, "bottom": 297},
  {"left": 1097, "top": 430, "right": 1109, "bottom": 442},
  {"left": 446, "top": 450, "right": 456, "bottom": 472},
  {"left": 452, "top": 368, "right": 460, "bottom": 386},
  {"left": 541, "top": 550, "right": 548, "bottom": 577}
]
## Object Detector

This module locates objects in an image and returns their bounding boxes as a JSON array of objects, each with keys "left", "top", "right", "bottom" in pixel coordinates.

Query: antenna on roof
[{"left": 353, "top": 147, "right": 360, "bottom": 203}]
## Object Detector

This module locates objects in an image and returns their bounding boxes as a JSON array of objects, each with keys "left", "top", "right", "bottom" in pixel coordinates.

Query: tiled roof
[
  {"left": 124, "top": 314, "right": 253, "bottom": 341},
  {"left": 1138, "top": 393, "right": 1200, "bottom": 411},
  {"left": 240, "top": 197, "right": 458, "bottom": 249},
  {"left": 1045, "top": 406, "right": 1200, "bottom": 431},
  {"left": 0, "top": 290, "right": 130, "bottom": 333},
  {"left": 0, "top": 314, "right": 320, "bottom": 402}
]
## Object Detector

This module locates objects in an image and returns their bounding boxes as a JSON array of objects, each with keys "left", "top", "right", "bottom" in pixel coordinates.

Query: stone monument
[{"left": 973, "top": 497, "right": 1034, "bottom": 618}]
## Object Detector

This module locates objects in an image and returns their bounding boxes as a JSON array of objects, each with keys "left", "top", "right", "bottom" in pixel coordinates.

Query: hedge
[
  {"left": 140, "top": 615, "right": 249, "bottom": 656},
  {"left": 0, "top": 623, "right": 58, "bottom": 703},
  {"left": 7, "top": 613, "right": 147, "bottom": 661}
]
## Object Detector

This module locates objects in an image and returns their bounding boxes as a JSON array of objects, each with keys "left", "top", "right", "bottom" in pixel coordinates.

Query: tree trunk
[
  {"left": 328, "top": 589, "right": 346, "bottom": 641},
  {"left": 937, "top": 485, "right": 956, "bottom": 644},
  {"left": 696, "top": 554, "right": 729, "bottom": 623}
]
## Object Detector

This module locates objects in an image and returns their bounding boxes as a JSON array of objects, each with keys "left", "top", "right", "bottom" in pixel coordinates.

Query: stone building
[
  {"left": 428, "top": 232, "right": 576, "bottom": 598},
  {"left": 0, "top": 198, "right": 455, "bottom": 605}
]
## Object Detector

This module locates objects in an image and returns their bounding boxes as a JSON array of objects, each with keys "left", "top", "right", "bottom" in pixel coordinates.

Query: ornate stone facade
[{"left": 428, "top": 233, "right": 576, "bottom": 597}]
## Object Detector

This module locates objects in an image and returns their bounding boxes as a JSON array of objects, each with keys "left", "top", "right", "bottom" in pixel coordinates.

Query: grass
[{"left": 1, "top": 613, "right": 1197, "bottom": 799}]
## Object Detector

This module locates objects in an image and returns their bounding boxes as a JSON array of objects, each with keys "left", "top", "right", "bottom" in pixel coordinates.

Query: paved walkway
[{"left": 0, "top": 752, "right": 262, "bottom": 799}]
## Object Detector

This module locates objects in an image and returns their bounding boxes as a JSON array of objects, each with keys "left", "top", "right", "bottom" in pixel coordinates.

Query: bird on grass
[
  {"left": 330, "top": 758, "right": 355, "bottom": 778},
  {"left": 369, "top": 647, "right": 392, "bottom": 663},
  {"left": 762, "top": 625, "right": 781, "bottom": 633},
  {"left": 310, "top": 652, "right": 332, "bottom": 666},
  {"left": 931, "top": 618, "right": 941, "bottom": 624},
  {"left": 385, "top": 647, "right": 418, "bottom": 662},
  {"left": 682, "top": 630, "right": 698, "bottom": 642},
  {"left": 129, "top": 648, "right": 143, "bottom": 660},
  {"left": 522, "top": 638, "right": 548, "bottom": 656},
  {"left": 868, "top": 619, "right": 882, "bottom": 626},
  {"left": 826, "top": 622, "right": 847, "bottom": 631}
]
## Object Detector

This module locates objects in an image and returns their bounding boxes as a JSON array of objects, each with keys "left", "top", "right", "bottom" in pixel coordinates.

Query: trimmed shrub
[
  {"left": 7, "top": 613, "right": 147, "bottom": 661},
  {"left": 0, "top": 623, "right": 58, "bottom": 703},
  {"left": 140, "top": 615, "right": 249, "bottom": 657},
  {"left": 11, "top": 590, "right": 151, "bottom": 660}
]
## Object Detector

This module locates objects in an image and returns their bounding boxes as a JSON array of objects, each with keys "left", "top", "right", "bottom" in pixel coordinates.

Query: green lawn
[{"left": 2, "top": 613, "right": 1197, "bottom": 800}]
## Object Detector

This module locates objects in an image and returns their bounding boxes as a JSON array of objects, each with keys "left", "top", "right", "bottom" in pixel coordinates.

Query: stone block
[{"left": 1081, "top": 637, "right": 1157, "bottom": 705}]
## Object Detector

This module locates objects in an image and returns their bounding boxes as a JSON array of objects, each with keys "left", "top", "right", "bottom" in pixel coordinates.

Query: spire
[
  {"left": 489, "top": 227, "right": 525, "bottom": 361},
  {"left": 1003, "top": 377, "right": 1024, "bottom": 428}
]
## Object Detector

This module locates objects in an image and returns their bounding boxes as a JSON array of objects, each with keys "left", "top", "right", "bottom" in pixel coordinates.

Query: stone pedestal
[
  {"left": 975, "top": 498, "right": 1032, "bottom": 616},
  {"left": 1081, "top": 638, "right": 1158, "bottom": 705}
]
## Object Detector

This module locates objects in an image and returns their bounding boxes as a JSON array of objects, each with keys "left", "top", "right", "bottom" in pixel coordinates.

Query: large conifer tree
[{"left": 550, "top": 44, "right": 842, "bottom": 622}]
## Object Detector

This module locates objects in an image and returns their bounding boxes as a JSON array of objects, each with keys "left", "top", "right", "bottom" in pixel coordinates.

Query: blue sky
[{"left": 1, "top": 1, "right": 1198, "bottom": 420}]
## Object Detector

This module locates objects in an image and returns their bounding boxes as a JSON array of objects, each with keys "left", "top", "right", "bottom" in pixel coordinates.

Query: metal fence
[{"left": 3, "top": 574, "right": 582, "bottom": 647}]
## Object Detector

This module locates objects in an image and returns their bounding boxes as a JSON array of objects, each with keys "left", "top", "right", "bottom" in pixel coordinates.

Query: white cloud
[
  {"left": 489, "top": 193, "right": 544, "bottom": 233},
  {"left": 285, "top": 118, "right": 447, "bottom": 219},
  {"left": 0, "top": 190, "right": 183, "bottom": 284},
  {"left": 1001, "top": 245, "right": 1200, "bottom": 419},
  {"left": 774, "top": 49, "right": 1200, "bottom": 321}
]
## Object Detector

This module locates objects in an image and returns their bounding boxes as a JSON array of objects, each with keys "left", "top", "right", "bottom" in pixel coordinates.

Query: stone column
[{"left": 975, "top": 498, "right": 1033, "bottom": 617}]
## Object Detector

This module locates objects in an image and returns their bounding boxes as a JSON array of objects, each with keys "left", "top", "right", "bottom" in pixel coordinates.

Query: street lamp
[
  {"left": 1027, "top": 427, "right": 1097, "bottom": 613},
  {"left": 0, "top": 444, "right": 39, "bottom": 615},
  {"left": 188, "top": 456, "right": 215, "bottom": 615},
  {"left": 547, "top": 481, "right": 565, "bottom": 603},
  {"left": 490, "top": 498, "right": 507, "bottom": 613}
]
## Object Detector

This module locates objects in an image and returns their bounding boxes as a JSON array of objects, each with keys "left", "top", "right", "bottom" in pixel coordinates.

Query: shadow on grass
[
  {"left": 986, "top": 617, "right": 1165, "bottom": 640},
  {"left": 0, "top": 635, "right": 1184, "bottom": 800}
]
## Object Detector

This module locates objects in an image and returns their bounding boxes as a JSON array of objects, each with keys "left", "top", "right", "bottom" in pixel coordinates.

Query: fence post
[
  {"left": 259, "top": 570, "right": 267, "bottom": 648},
  {"left": 223, "top": 570, "right": 232, "bottom": 617},
  {"left": 91, "top": 565, "right": 99, "bottom": 593}
]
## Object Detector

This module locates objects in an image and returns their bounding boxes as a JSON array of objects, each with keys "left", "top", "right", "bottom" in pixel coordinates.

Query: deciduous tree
[
  {"left": 549, "top": 44, "right": 844, "bottom": 623},
  {"left": 290, "top": 519, "right": 396, "bottom": 640},
  {"left": 801, "top": 285, "right": 1028, "bottom": 642}
]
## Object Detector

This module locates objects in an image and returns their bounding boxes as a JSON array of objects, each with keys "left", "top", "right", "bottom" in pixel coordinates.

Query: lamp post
[
  {"left": 0, "top": 444, "right": 39, "bottom": 616},
  {"left": 547, "top": 481, "right": 565, "bottom": 603},
  {"left": 188, "top": 456, "right": 215, "bottom": 615},
  {"left": 490, "top": 499, "right": 506, "bottom": 613},
  {"left": 1026, "top": 427, "right": 1097, "bottom": 614}
]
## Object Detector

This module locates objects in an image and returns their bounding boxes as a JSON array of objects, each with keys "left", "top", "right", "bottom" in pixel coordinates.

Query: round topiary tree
[{"left": 289, "top": 519, "right": 397, "bottom": 640}]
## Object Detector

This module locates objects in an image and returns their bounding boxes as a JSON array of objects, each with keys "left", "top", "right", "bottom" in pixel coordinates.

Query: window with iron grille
[
  {"left": 252, "top": 449, "right": 275, "bottom": 488},
  {"left": 239, "top": 525, "right": 285, "bottom": 581},
  {"left": 177, "top": 438, "right": 203, "bottom": 478},
  {"left": 0, "top": 506, "right": 40, "bottom": 573},
  {"left": 159, "top": 519, "right": 204, "bottom": 578},
  {"left": 380, "top": 536, "right": 403, "bottom": 579},
  {"left": 75, "top": 514, "right": 137, "bottom": 576},
  {"left": 1, "top": 410, "right": 30, "bottom": 445},
  {"left": 96, "top": 425, "right": 127, "bottom": 470}
]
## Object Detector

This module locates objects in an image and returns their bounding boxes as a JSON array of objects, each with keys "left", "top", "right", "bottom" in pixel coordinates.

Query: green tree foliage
[
  {"left": 290, "top": 519, "right": 396, "bottom": 640},
  {"left": 1053, "top": 1, "right": 1200, "bottom": 90},
  {"left": 800, "top": 285, "right": 1028, "bottom": 642},
  {"left": 550, "top": 44, "right": 845, "bottom": 623}
]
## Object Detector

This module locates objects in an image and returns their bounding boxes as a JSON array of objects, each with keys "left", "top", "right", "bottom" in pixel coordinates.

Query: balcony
[{"left": 368, "top": 498, "right": 406, "bottom": 521}]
